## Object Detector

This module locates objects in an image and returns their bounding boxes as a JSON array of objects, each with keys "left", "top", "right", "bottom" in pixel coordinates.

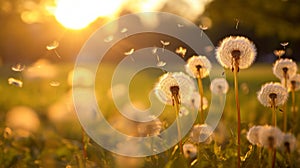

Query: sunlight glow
[{"left": 54, "top": 0, "right": 124, "bottom": 30}]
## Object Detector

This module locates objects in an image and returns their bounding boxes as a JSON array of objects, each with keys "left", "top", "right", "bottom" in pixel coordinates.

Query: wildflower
[
  {"left": 258, "top": 126, "right": 283, "bottom": 149},
  {"left": 257, "top": 82, "right": 288, "bottom": 107},
  {"left": 155, "top": 72, "right": 195, "bottom": 105},
  {"left": 189, "top": 124, "right": 214, "bottom": 144},
  {"left": 8, "top": 77, "right": 23, "bottom": 87},
  {"left": 281, "top": 133, "right": 297, "bottom": 153},
  {"left": 185, "top": 55, "right": 211, "bottom": 79},
  {"left": 183, "top": 143, "right": 197, "bottom": 160},
  {"left": 210, "top": 78, "right": 229, "bottom": 95},
  {"left": 246, "top": 125, "right": 263, "bottom": 146},
  {"left": 273, "top": 58, "right": 297, "bottom": 81},
  {"left": 216, "top": 36, "right": 256, "bottom": 71},
  {"left": 137, "top": 117, "right": 163, "bottom": 137}
]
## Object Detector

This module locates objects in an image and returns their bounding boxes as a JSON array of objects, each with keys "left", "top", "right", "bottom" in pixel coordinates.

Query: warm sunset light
[{"left": 54, "top": 0, "right": 124, "bottom": 30}]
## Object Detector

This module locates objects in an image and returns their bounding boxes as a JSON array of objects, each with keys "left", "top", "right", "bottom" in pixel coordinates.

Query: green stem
[
  {"left": 292, "top": 89, "right": 296, "bottom": 132},
  {"left": 233, "top": 65, "right": 241, "bottom": 168},
  {"left": 283, "top": 76, "right": 287, "bottom": 132},
  {"left": 197, "top": 75, "right": 204, "bottom": 124},
  {"left": 271, "top": 105, "right": 277, "bottom": 127},
  {"left": 173, "top": 96, "right": 183, "bottom": 154}
]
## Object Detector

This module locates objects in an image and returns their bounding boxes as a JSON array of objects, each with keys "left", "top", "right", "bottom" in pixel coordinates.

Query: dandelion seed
[
  {"left": 273, "top": 50, "right": 285, "bottom": 58},
  {"left": 155, "top": 72, "right": 195, "bottom": 105},
  {"left": 183, "top": 143, "right": 197, "bottom": 160},
  {"left": 46, "top": 41, "right": 59, "bottom": 50},
  {"left": 104, "top": 35, "right": 114, "bottom": 43},
  {"left": 280, "top": 42, "right": 289, "bottom": 47},
  {"left": 246, "top": 125, "right": 263, "bottom": 146},
  {"left": 160, "top": 40, "right": 170, "bottom": 46},
  {"left": 257, "top": 82, "right": 288, "bottom": 107},
  {"left": 185, "top": 55, "right": 211, "bottom": 79},
  {"left": 258, "top": 125, "right": 283, "bottom": 149},
  {"left": 156, "top": 61, "right": 166, "bottom": 67},
  {"left": 152, "top": 47, "right": 158, "bottom": 54},
  {"left": 124, "top": 48, "right": 135, "bottom": 56},
  {"left": 235, "top": 18, "right": 240, "bottom": 30},
  {"left": 177, "top": 23, "right": 184, "bottom": 28},
  {"left": 11, "top": 63, "right": 26, "bottom": 72},
  {"left": 210, "top": 78, "right": 229, "bottom": 95},
  {"left": 216, "top": 36, "right": 257, "bottom": 70},
  {"left": 49, "top": 81, "right": 60, "bottom": 87},
  {"left": 199, "top": 25, "right": 208, "bottom": 30},
  {"left": 273, "top": 58, "right": 297, "bottom": 81},
  {"left": 189, "top": 124, "right": 214, "bottom": 144},
  {"left": 8, "top": 77, "right": 23, "bottom": 87},
  {"left": 285, "top": 74, "right": 300, "bottom": 92},
  {"left": 137, "top": 117, "right": 163, "bottom": 137},
  {"left": 120, "top": 27, "right": 128, "bottom": 33},
  {"left": 175, "top": 46, "right": 187, "bottom": 57},
  {"left": 281, "top": 133, "right": 297, "bottom": 153}
]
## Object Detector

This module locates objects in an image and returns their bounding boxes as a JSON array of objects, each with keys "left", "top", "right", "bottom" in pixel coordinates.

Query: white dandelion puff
[
  {"left": 189, "top": 124, "right": 214, "bottom": 144},
  {"left": 185, "top": 55, "right": 211, "bottom": 79},
  {"left": 210, "top": 78, "right": 229, "bottom": 95},
  {"left": 285, "top": 74, "right": 300, "bottom": 92},
  {"left": 258, "top": 125, "right": 283, "bottom": 149},
  {"left": 183, "top": 143, "right": 197, "bottom": 160},
  {"left": 273, "top": 58, "right": 297, "bottom": 81},
  {"left": 246, "top": 125, "right": 263, "bottom": 146},
  {"left": 281, "top": 133, "right": 297, "bottom": 153},
  {"left": 185, "top": 92, "right": 208, "bottom": 110},
  {"left": 216, "top": 36, "right": 256, "bottom": 70},
  {"left": 257, "top": 82, "right": 288, "bottom": 107}
]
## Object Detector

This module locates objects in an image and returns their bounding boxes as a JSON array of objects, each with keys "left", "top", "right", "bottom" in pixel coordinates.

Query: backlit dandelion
[
  {"left": 186, "top": 92, "right": 208, "bottom": 111},
  {"left": 258, "top": 126, "right": 283, "bottom": 149},
  {"left": 216, "top": 36, "right": 256, "bottom": 168},
  {"left": 216, "top": 36, "right": 256, "bottom": 71},
  {"left": 11, "top": 63, "right": 26, "bottom": 72},
  {"left": 189, "top": 124, "right": 214, "bottom": 144},
  {"left": 137, "top": 117, "right": 163, "bottom": 137},
  {"left": 210, "top": 78, "right": 229, "bottom": 95},
  {"left": 246, "top": 125, "right": 263, "bottom": 146},
  {"left": 257, "top": 82, "right": 288, "bottom": 108},
  {"left": 257, "top": 82, "right": 288, "bottom": 127},
  {"left": 175, "top": 46, "right": 187, "bottom": 57},
  {"left": 8, "top": 77, "right": 23, "bottom": 87},
  {"left": 273, "top": 58, "right": 297, "bottom": 85},
  {"left": 186, "top": 55, "right": 211, "bottom": 124},
  {"left": 287, "top": 74, "right": 300, "bottom": 122},
  {"left": 281, "top": 133, "right": 297, "bottom": 153},
  {"left": 183, "top": 143, "right": 197, "bottom": 160}
]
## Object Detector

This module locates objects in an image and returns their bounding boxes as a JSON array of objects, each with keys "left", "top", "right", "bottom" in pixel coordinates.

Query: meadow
[{"left": 0, "top": 62, "right": 299, "bottom": 168}]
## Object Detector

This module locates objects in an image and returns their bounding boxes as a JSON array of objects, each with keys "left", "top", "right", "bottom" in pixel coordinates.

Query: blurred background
[{"left": 0, "top": 0, "right": 299, "bottom": 64}]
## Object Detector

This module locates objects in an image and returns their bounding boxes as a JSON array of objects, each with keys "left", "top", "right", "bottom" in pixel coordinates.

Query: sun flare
[{"left": 54, "top": 0, "right": 124, "bottom": 30}]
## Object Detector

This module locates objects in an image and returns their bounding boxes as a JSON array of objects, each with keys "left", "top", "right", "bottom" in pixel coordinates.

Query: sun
[{"left": 54, "top": 0, "right": 124, "bottom": 30}]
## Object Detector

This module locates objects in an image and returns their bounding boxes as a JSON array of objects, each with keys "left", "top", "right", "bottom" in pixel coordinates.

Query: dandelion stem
[
  {"left": 268, "top": 148, "right": 276, "bottom": 168},
  {"left": 197, "top": 74, "right": 204, "bottom": 124},
  {"left": 81, "top": 127, "right": 88, "bottom": 160},
  {"left": 233, "top": 64, "right": 241, "bottom": 168},
  {"left": 271, "top": 105, "right": 277, "bottom": 127},
  {"left": 272, "top": 149, "right": 276, "bottom": 168},
  {"left": 173, "top": 96, "right": 183, "bottom": 154},
  {"left": 283, "top": 75, "right": 288, "bottom": 132},
  {"left": 292, "top": 89, "right": 296, "bottom": 131}
]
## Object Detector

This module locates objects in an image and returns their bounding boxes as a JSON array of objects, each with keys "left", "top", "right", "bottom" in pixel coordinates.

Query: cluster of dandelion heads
[
  {"left": 273, "top": 58, "right": 297, "bottom": 81},
  {"left": 257, "top": 82, "right": 288, "bottom": 107},
  {"left": 286, "top": 74, "right": 300, "bottom": 92},
  {"left": 183, "top": 143, "right": 197, "bottom": 160},
  {"left": 189, "top": 124, "right": 214, "bottom": 144},
  {"left": 216, "top": 36, "right": 256, "bottom": 70},
  {"left": 210, "top": 78, "right": 229, "bottom": 95},
  {"left": 282, "top": 133, "right": 297, "bottom": 153},
  {"left": 246, "top": 125, "right": 263, "bottom": 146},
  {"left": 155, "top": 72, "right": 195, "bottom": 105},
  {"left": 258, "top": 126, "right": 283, "bottom": 149},
  {"left": 185, "top": 55, "right": 211, "bottom": 78}
]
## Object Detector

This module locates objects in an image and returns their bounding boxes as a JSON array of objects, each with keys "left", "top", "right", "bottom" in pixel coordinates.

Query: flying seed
[
  {"left": 124, "top": 48, "right": 135, "bottom": 56},
  {"left": 160, "top": 40, "right": 170, "bottom": 46},
  {"left": 46, "top": 41, "right": 59, "bottom": 50},
  {"left": 11, "top": 63, "right": 25, "bottom": 72},
  {"left": 49, "top": 81, "right": 60, "bottom": 87},
  {"left": 8, "top": 77, "right": 23, "bottom": 87},
  {"left": 104, "top": 35, "right": 113, "bottom": 43},
  {"left": 280, "top": 42, "right": 289, "bottom": 47},
  {"left": 120, "top": 28, "right": 128, "bottom": 33},
  {"left": 175, "top": 46, "right": 187, "bottom": 57}
]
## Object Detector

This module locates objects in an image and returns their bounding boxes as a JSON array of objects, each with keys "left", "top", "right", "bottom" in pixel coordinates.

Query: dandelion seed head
[
  {"left": 273, "top": 58, "right": 297, "bottom": 80},
  {"left": 46, "top": 40, "right": 59, "bottom": 50},
  {"left": 155, "top": 72, "right": 195, "bottom": 105},
  {"left": 210, "top": 78, "right": 229, "bottom": 95},
  {"left": 258, "top": 125, "right": 283, "bottom": 149},
  {"left": 175, "top": 46, "right": 187, "bottom": 57},
  {"left": 216, "top": 36, "right": 256, "bottom": 70},
  {"left": 189, "top": 124, "right": 214, "bottom": 144},
  {"left": 246, "top": 125, "right": 263, "bottom": 146},
  {"left": 11, "top": 63, "right": 26, "bottom": 72},
  {"left": 183, "top": 143, "right": 197, "bottom": 159},
  {"left": 8, "top": 77, "right": 23, "bottom": 87},
  {"left": 137, "top": 117, "right": 163, "bottom": 137},
  {"left": 287, "top": 74, "right": 300, "bottom": 92},
  {"left": 185, "top": 55, "right": 211, "bottom": 78},
  {"left": 186, "top": 92, "right": 208, "bottom": 110},
  {"left": 257, "top": 82, "right": 288, "bottom": 107},
  {"left": 281, "top": 133, "right": 297, "bottom": 153}
]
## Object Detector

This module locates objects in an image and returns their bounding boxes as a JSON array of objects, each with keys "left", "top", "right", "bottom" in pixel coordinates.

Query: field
[{"left": 0, "top": 62, "right": 300, "bottom": 168}]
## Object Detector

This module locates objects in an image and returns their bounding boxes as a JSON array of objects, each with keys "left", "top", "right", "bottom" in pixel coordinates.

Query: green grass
[{"left": 0, "top": 63, "right": 300, "bottom": 167}]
